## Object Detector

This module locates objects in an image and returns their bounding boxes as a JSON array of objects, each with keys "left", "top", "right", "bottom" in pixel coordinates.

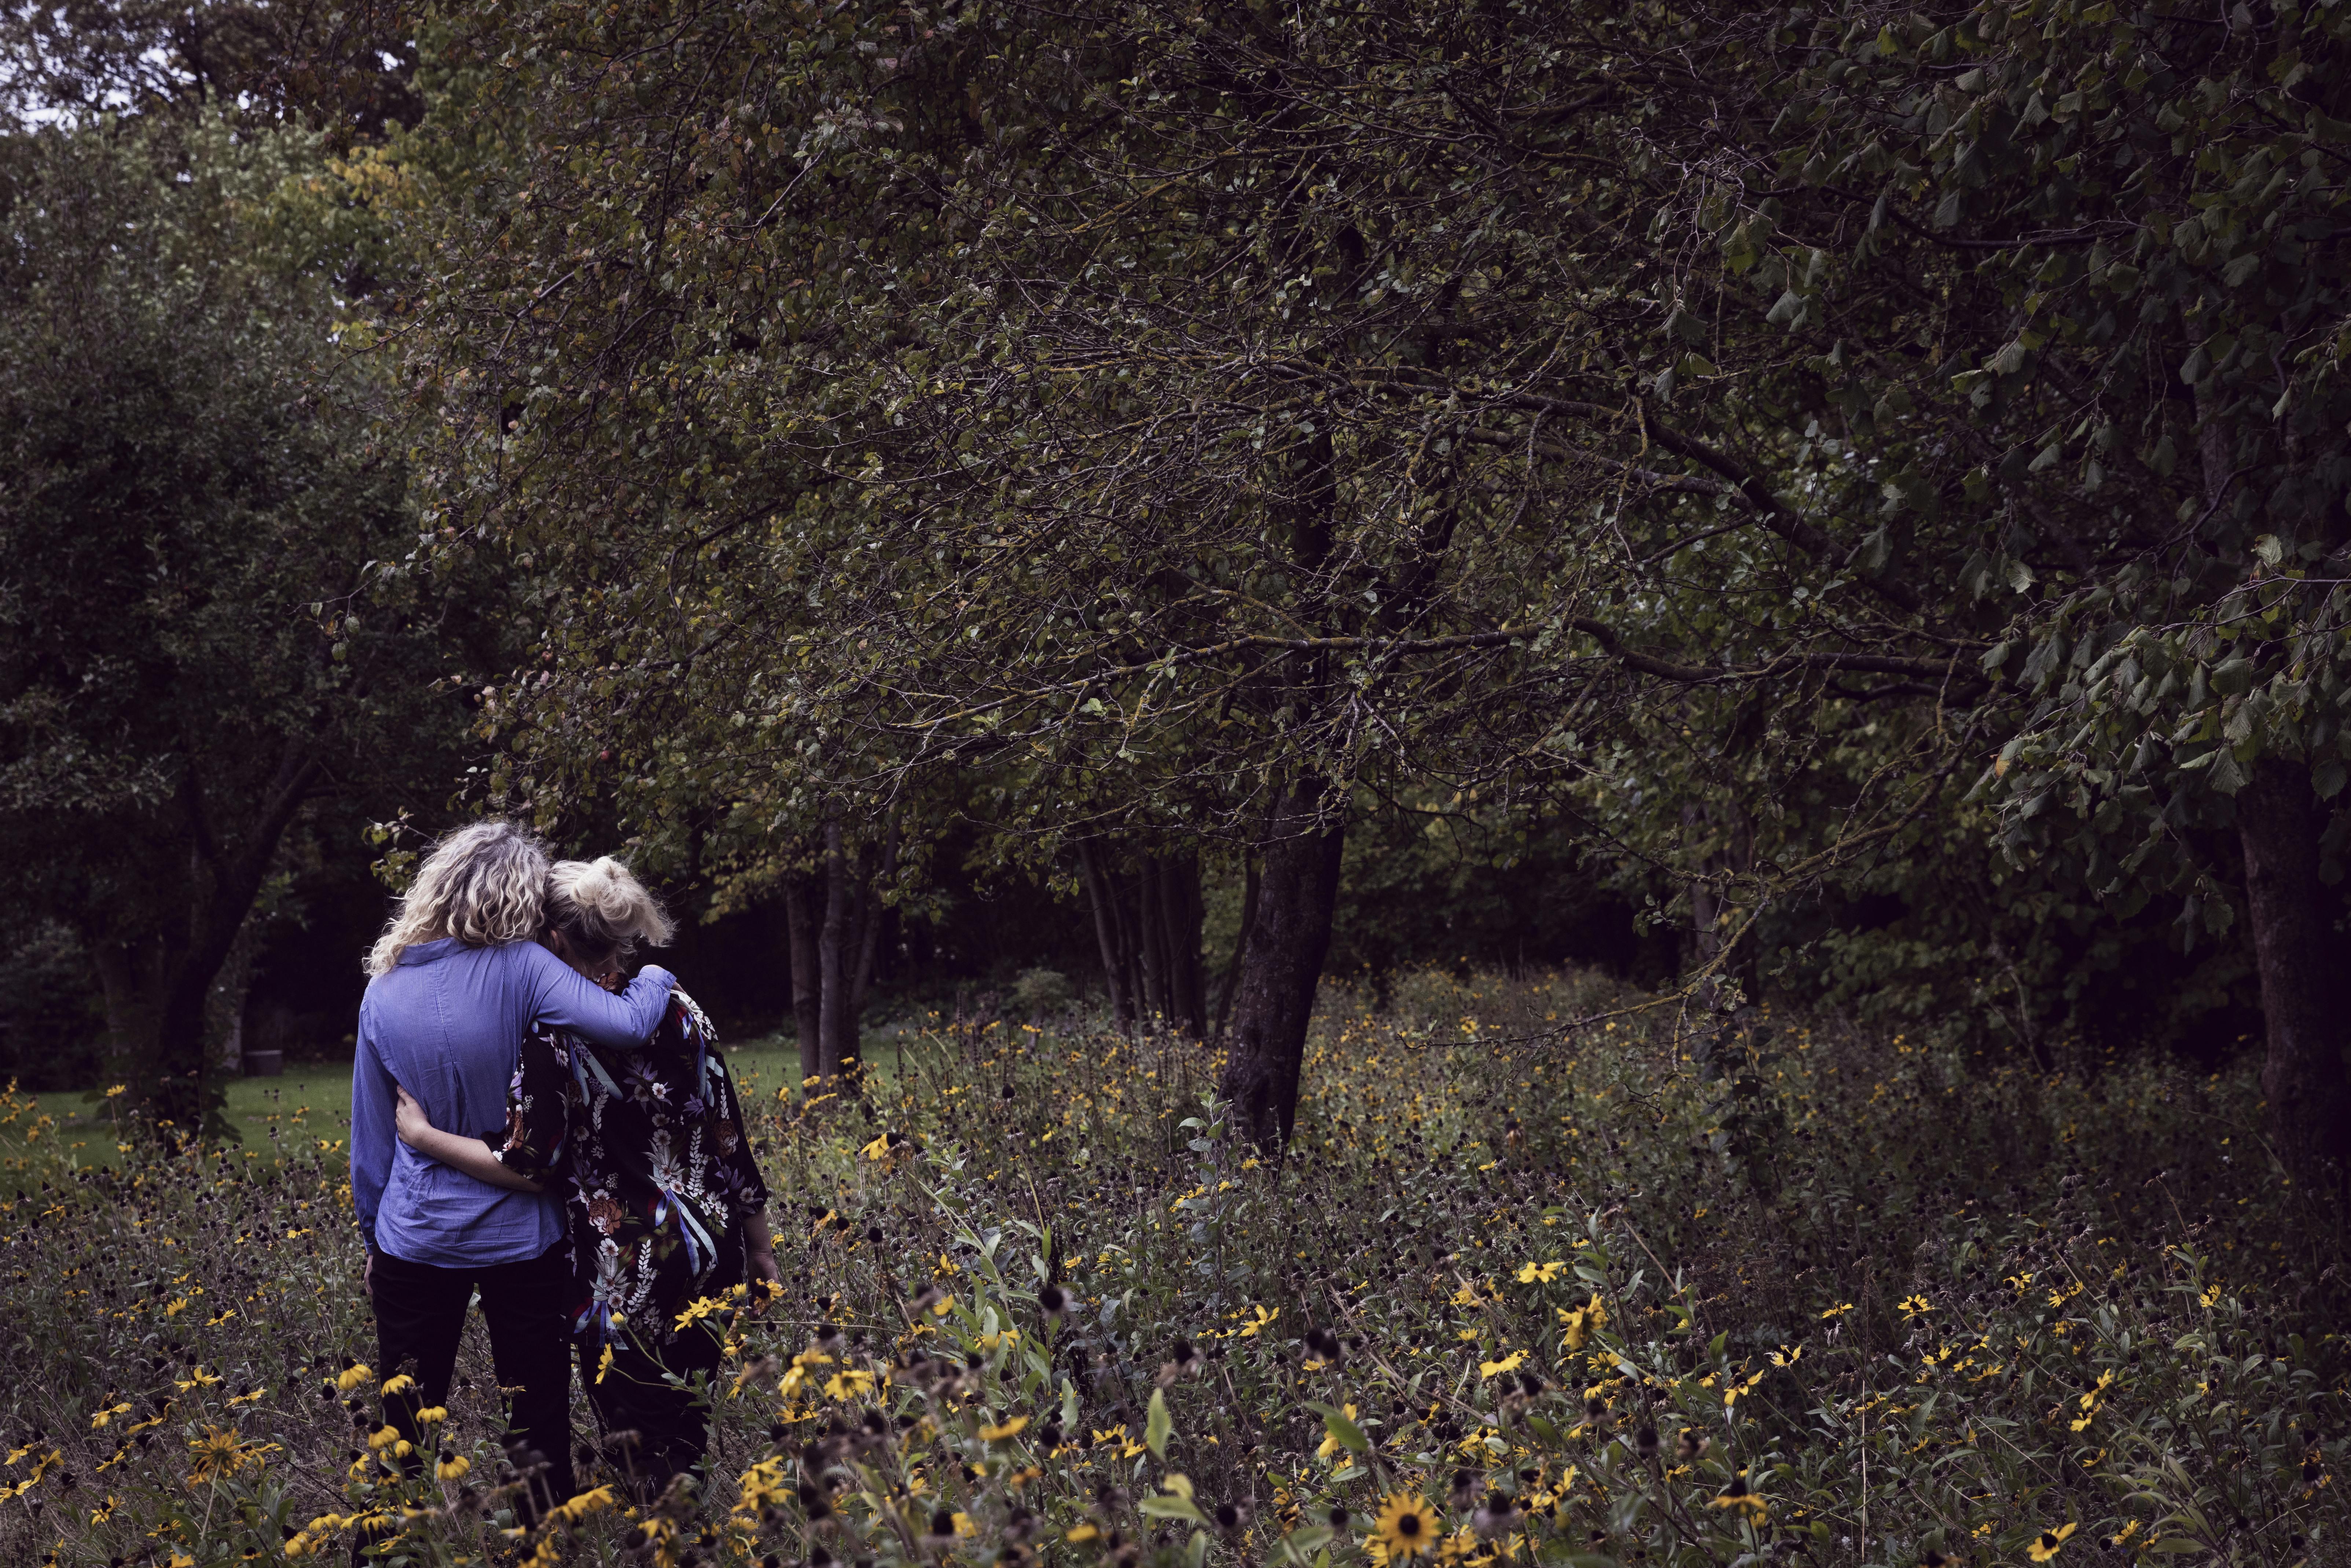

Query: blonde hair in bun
[{"left": 545, "top": 856, "right": 676, "bottom": 959}]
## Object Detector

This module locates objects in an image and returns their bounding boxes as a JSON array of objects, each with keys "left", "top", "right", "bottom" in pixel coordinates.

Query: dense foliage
[
  {"left": 0, "top": 112, "right": 491, "bottom": 1128},
  {"left": 371, "top": 0, "right": 2351, "bottom": 1156},
  {"left": 3, "top": 974, "right": 2344, "bottom": 1567}
]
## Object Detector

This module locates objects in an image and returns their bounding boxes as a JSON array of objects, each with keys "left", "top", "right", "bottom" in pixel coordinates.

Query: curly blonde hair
[
  {"left": 545, "top": 856, "right": 676, "bottom": 961},
  {"left": 365, "top": 820, "right": 552, "bottom": 977}
]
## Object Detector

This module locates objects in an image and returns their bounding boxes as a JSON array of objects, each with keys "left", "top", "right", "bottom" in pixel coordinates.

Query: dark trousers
[
  {"left": 580, "top": 1318, "right": 725, "bottom": 1500},
  {"left": 367, "top": 1242, "right": 578, "bottom": 1518}
]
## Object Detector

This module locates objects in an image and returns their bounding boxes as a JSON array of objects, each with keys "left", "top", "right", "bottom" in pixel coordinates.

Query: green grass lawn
[{"left": 3, "top": 1031, "right": 912, "bottom": 1170}]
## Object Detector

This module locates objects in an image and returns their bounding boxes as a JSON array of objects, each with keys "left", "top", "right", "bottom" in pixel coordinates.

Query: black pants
[
  {"left": 579, "top": 1316, "right": 725, "bottom": 1500},
  {"left": 367, "top": 1242, "right": 578, "bottom": 1518}
]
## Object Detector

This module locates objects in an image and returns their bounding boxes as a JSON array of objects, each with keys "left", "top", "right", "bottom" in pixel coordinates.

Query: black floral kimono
[{"left": 489, "top": 988, "right": 770, "bottom": 1349}]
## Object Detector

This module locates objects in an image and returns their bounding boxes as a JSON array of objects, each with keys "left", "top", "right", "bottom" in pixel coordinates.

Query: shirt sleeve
[
  {"left": 518, "top": 941, "right": 677, "bottom": 1048},
  {"left": 349, "top": 996, "right": 397, "bottom": 1252},
  {"left": 486, "top": 1030, "right": 570, "bottom": 1184}
]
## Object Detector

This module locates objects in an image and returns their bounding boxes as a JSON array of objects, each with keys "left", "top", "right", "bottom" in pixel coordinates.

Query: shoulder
[
  {"left": 498, "top": 939, "right": 560, "bottom": 972},
  {"left": 671, "top": 986, "right": 710, "bottom": 1029}
]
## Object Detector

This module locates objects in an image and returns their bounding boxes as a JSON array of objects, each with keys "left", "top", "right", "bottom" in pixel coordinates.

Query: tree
[
  {"left": 391, "top": 0, "right": 2351, "bottom": 1166},
  {"left": 0, "top": 113, "right": 464, "bottom": 1133},
  {"left": 1663, "top": 2, "right": 2351, "bottom": 1184}
]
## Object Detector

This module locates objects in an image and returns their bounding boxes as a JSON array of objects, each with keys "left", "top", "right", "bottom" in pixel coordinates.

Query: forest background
[
  {"left": 1, "top": 0, "right": 2346, "bottom": 1171},
  {"left": 10, "top": 4, "right": 2351, "bottom": 1568}
]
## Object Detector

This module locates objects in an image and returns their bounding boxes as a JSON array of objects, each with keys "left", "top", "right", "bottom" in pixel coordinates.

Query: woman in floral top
[{"left": 396, "top": 856, "right": 776, "bottom": 1498}]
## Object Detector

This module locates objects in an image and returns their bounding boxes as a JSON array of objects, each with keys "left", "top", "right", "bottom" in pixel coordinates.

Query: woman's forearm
[
  {"left": 412, "top": 1127, "right": 544, "bottom": 1193},
  {"left": 743, "top": 1209, "right": 778, "bottom": 1288}
]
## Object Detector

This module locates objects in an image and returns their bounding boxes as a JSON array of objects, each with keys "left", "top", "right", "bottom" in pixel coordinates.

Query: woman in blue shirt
[{"left": 349, "top": 820, "right": 677, "bottom": 1521}]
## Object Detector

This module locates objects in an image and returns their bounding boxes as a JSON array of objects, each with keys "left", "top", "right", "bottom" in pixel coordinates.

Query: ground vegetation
[{"left": 2, "top": 972, "right": 2339, "bottom": 1568}]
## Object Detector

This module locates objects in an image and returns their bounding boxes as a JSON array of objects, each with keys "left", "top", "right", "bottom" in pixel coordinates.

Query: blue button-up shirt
[{"left": 351, "top": 938, "right": 677, "bottom": 1267}]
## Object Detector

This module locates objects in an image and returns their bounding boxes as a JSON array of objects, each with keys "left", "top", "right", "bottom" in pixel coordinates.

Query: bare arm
[
  {"left": 395, "top": 1087, "right": 544, "bottom": 1194},
  {"left": 744, "top": 1208, "right": 778, "bottom": 1287}
]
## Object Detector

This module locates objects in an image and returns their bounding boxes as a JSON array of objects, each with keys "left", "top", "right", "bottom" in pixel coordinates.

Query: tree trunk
[
  {"left": 1216, "top": 784, "right": 1346, "bottom": 1152},
  {"left": 1077, "top": 842, "right": 1133, "bottom": 1029},
  {"left": 1211, "top": 857, "right": 1259, "bottom": 1039},
  {"left": 783, "top": 869, "right": 823, "bottom": 1092},
  {"left": 851, "top": 816, "right": 899, "bottom": 1020},
  {"left": 2238, "top": 756, "right": 2350, "bottom": 1189},
  {"left": 206, "top": 915, "right": 259, "bottom": 1073},
  {"left": 150, "top": 746, "right": 320, "bottom": 1135},
  {"left": 1134, "top": 859, "right": 1167, "bottom": 1026},
  {"left": 1158, "top": 851, "right": 1206, "bottom": 1036},
  {"left": 818, "top": 816, "right": 856, "bottom": 1090}
]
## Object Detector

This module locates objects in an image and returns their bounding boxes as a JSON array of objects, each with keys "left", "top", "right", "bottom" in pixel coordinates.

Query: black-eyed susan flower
[
  {"left": 1371, "top": 1492, "right": 1439, "bottom": 1561},
  {"left": 1479, "top": 1348, "right": 1528, "bottom": 1378},
  {"left": 436, "top": 1454, "right": 470, "bottom": 1481},
  {"left": 1707, "top": 1472, "right": 1766, "bottom": 1521},
  {"left": 1557, "top": 1294, "right": 1607, "bottom": 1350},
  {"left": 2026, "top": 1524, "right": 2078, "bottom": 1561}
]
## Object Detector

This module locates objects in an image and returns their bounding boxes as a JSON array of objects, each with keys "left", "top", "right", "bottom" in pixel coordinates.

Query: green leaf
[
  {"left": 1145, "top": 1388, "right": 1172, "bottom": 1458},
  {"left": 1141, "top": 1493, "right": 1209, "bottom": 1526},
  {"left": 1281, "top": 1527, "right": 1336, "bottom": 1562},
  {"left": 1309, "top": 1402, "right": 1369, "bottom": 1454}
]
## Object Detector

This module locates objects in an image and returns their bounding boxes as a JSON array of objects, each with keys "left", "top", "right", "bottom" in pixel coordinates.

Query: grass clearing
[{"left": 0, "top": 1031, "right": 910, "bottom": 1179}]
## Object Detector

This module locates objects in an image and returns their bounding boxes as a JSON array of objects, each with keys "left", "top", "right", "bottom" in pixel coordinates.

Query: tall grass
[{"left": 0, "top": 970, "right": 2339, "bottom": 1568}]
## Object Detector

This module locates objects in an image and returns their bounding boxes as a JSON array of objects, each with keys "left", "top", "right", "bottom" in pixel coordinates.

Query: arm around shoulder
[{"left": 522, "top": 940, "right": 675, "bottom": 1047}]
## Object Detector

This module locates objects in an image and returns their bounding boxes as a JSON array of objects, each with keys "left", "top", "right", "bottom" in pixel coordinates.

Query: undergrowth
[{"left": 0, "top": 969, "right": 2340, "bottom": 1568}]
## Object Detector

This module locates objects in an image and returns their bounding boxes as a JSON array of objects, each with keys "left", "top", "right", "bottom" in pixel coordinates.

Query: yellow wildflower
[
  {"left": 1371, "top": 1492, "right": 1440, "bottom": 1561},
  {"left": 2027, "top": 1524, "right": 2079, "bottom": 1562},
  {"left": 1480, "top": 1349, "right": 1528, "bottom": 1378}
]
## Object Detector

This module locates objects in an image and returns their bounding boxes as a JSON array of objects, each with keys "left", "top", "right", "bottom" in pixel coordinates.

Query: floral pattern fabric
[{"left": 488, "top": 988, "right": 770, "bottom": 1347}]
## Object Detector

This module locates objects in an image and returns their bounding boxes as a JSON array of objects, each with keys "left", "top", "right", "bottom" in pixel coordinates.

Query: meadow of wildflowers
[{"left": 0, "top": 968, "right": 2340, "bottom": 1568}]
